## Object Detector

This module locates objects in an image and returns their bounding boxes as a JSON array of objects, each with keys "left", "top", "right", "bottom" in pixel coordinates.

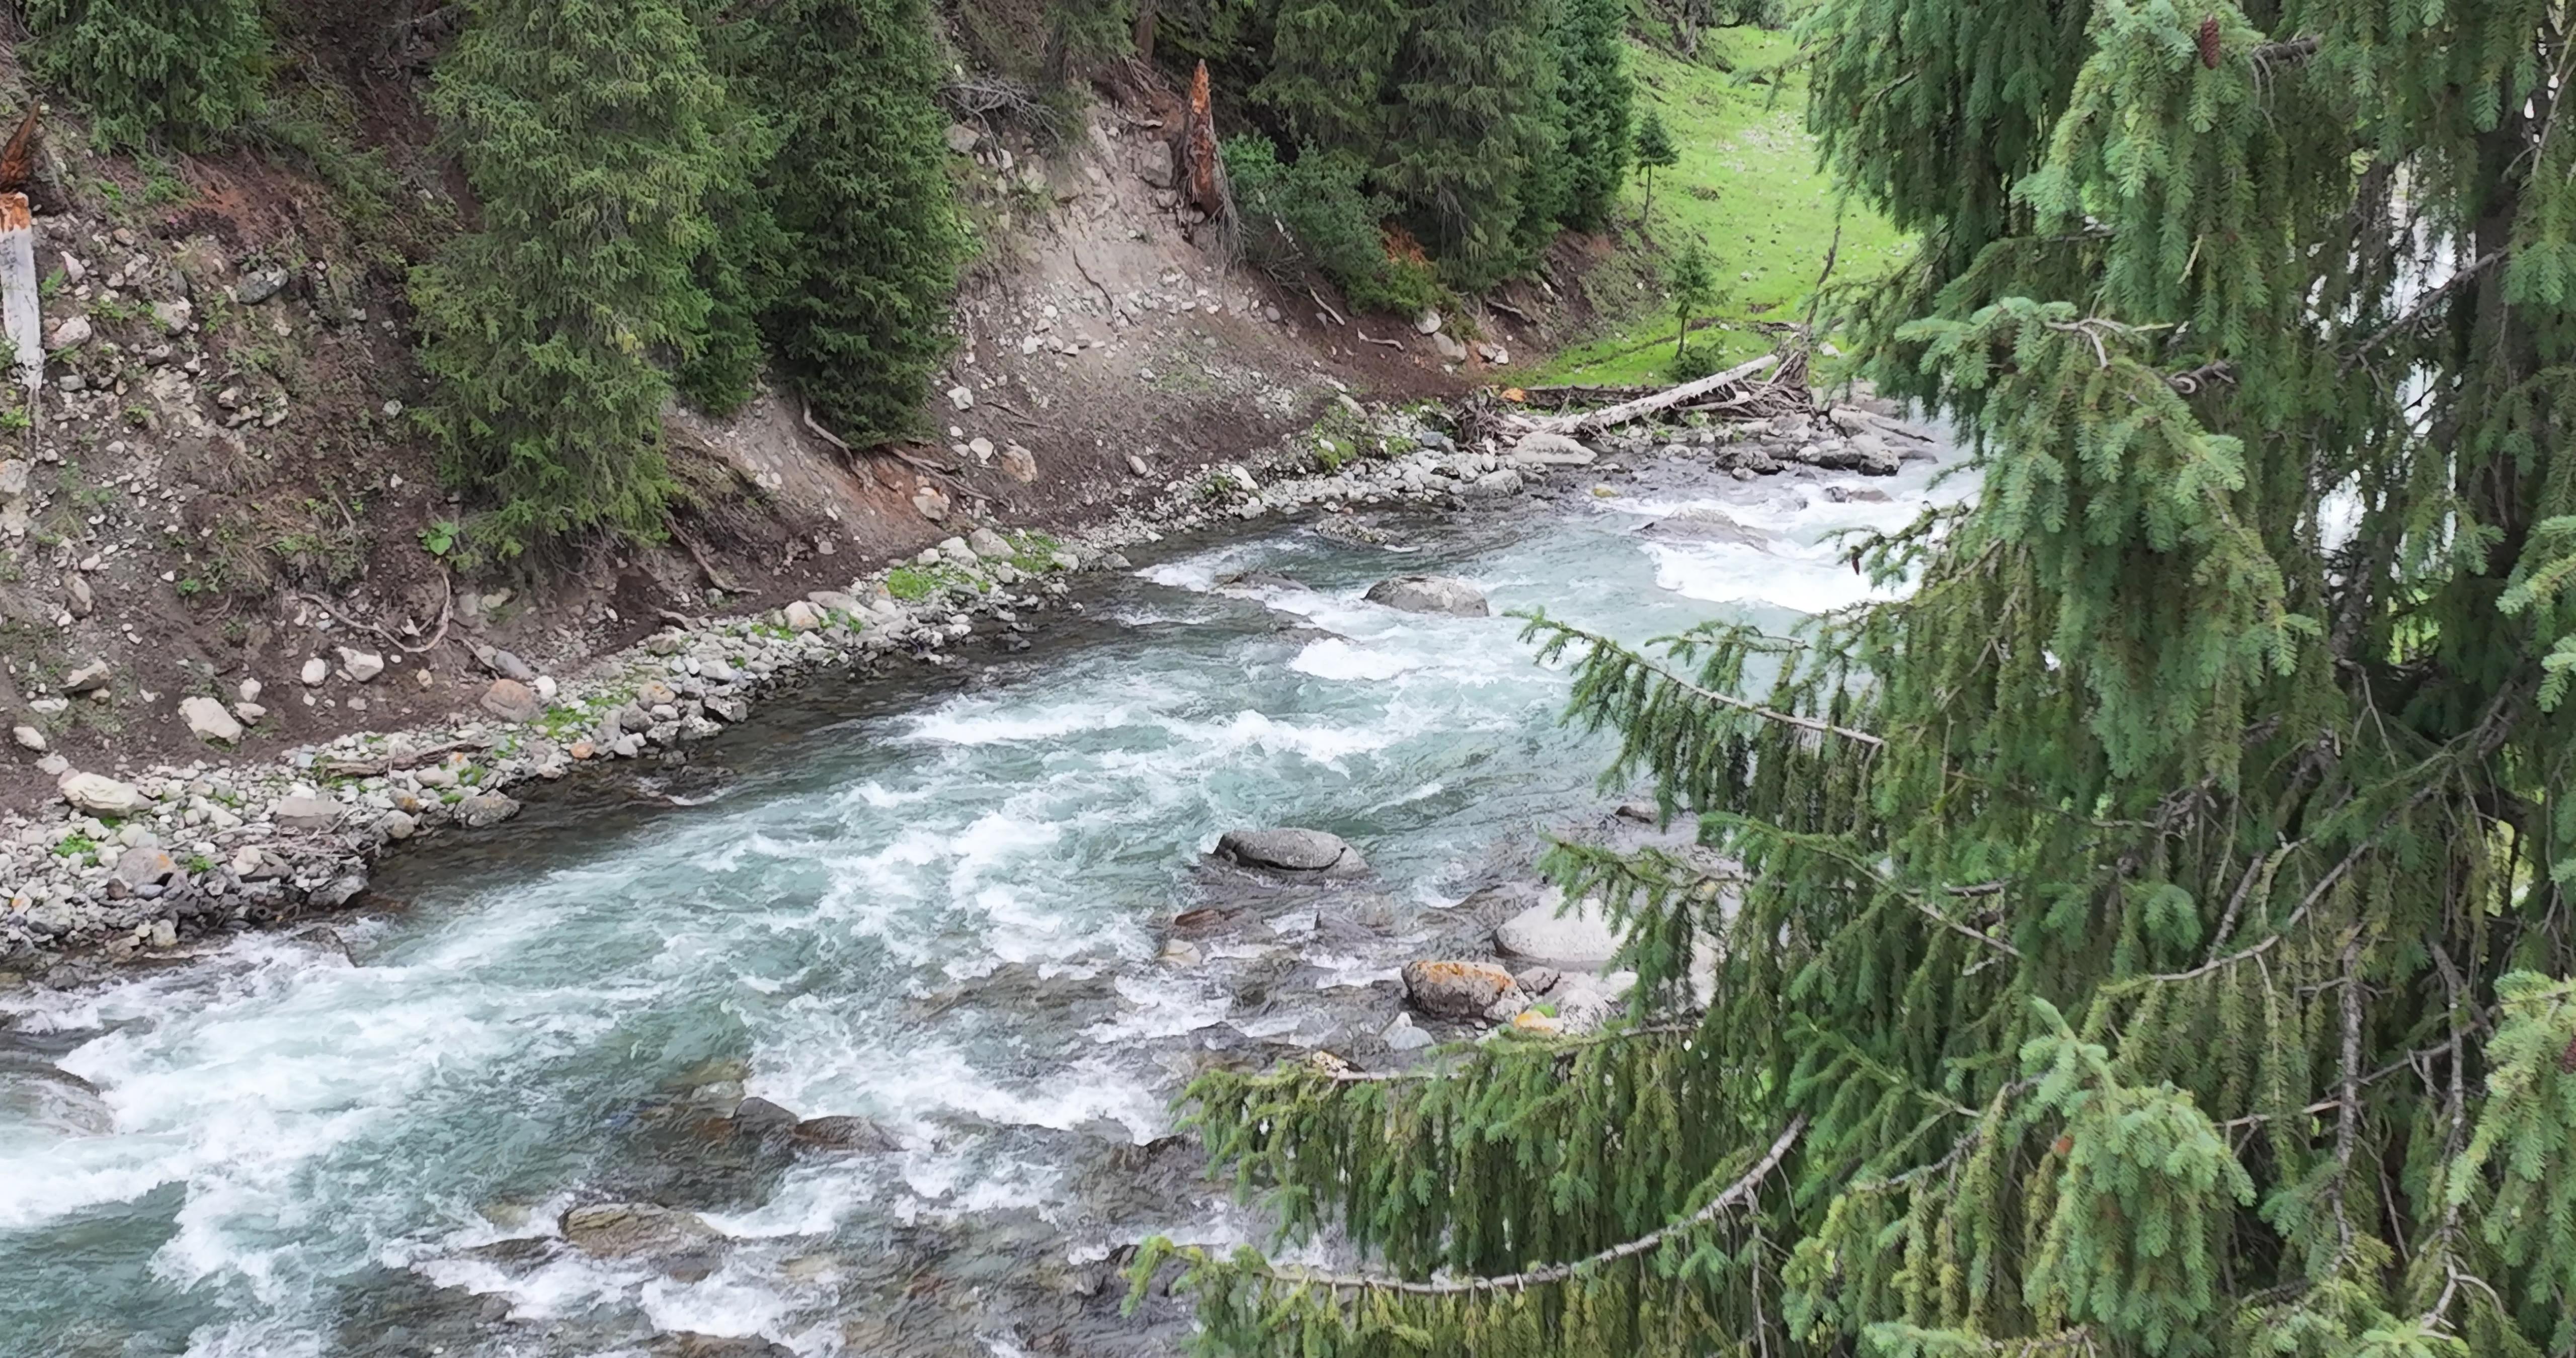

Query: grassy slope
[{"left": 1523, "top": 29, "right": 1909, "bottom": 386}]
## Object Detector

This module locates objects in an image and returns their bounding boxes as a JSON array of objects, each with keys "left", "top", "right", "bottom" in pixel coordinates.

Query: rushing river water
[{"left": 0, "top": 447, "right": 1964, "bottom": 1357}]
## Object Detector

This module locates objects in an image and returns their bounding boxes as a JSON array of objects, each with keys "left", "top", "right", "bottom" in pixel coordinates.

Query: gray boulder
[
  {"left": 1363, "top": 574, "right": 1489, "bottom": 617},
  {"left": 1510, "top": 432, "right": 1598, "bottom": 466},
  {"left": 1495, "top": 891, "right": 1623, "bottom": 969},
  {"left": 1216, "top": 827, "right": 1368, "bottom": 877},
  {"left": 559, "top": 1202, "right": 724, "bottom": 1259},
  {"left": 456, "top": 792, "right": 521, "bottom": 829},
  {"left": 272, "top": 795, "right": 346, "bottom": 832}
]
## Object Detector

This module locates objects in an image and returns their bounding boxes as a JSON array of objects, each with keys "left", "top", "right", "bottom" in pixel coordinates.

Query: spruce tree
[
  {"left": 409, "top": 0, "right": 728, "bottom": 553},
  {"left": 1631, "top": 108, "right": 1677, "bottom": 229},
  {"left": 1378, "top": 0, "right": 1564, "bottom": 289},
  {"left": 1254, "top": 0, "right": 1409, "bottom": 151},
  {"left": 1552, "top": 0, "right": 1634, "bottom": 232},
  {"left": 733, "top": 0, "right": 963, "bottom": 443},
  {"left": 25, "top": 0, "right": 265, "bottom": 151},
  {"left": 1141, "top": 3, "right": 2576, "bottom": 1355}
]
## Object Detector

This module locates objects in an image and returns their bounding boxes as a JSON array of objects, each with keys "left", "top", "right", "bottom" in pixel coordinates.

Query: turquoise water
[{"left": 0, "top": 452, "right": 1962, "bottom": 1356}]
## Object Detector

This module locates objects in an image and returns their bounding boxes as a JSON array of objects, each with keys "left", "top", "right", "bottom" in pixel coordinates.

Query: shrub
[{"left": 1224, "top": 137, "right": 1439, "bottom": 317}]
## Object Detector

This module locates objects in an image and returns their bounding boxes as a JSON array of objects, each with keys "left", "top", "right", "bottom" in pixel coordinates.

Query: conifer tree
[
  {"left": 1378, "top": 0, "right": 1564, "bottom": 289},
  {"left": 1552, "top": 0, "right": 1633, "bottom": 232},
  {"left": 25, "top": 0, "right": 266, "bottom": 151},
  {"left": 733, "top": 0, "right": 964, "bottom": 443},
  {"left": 1254, "top": 0, "right": 1409, "bottom": 152},
  {"left": 1141, "top": 3, "right": 2576, "bottom": 1355},
  {"left": 1668, "top": 241, "right": 1712, "bottom": 360},
  {"left": 1631, "top": 108, "right": 1677, "bottom": 229},
  {"left": 409, "top": 0, "right": 728, "bottom": 552}
]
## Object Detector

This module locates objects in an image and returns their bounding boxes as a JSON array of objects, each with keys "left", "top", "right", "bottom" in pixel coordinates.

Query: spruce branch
[{"left": 1257, "top": 1115, "right": 1805, "bottom": 1295}]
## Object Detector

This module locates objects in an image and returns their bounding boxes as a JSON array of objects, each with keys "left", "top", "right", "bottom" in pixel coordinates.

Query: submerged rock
[
  {"left": 1215, "top": 827, "right": 1368, "bottom": 877},
  {"left": 791, "top": 1114, "right": 902, "bottom": 1153},
  {"left": 1363, "top": 574, "right": 1488, "bottom": 617},
  {"left": 559, "top": 1202, "right": 724, "bottom": 1258},
  {"left": 1639, "top": 505, "right": 1769, "bottom": 549},
  {"left": 1401, "top": 960, "right": 1520, "bottom": 1018},
  {"left": 0, "top": 1059, "right": 115, "bottom": 1136}
]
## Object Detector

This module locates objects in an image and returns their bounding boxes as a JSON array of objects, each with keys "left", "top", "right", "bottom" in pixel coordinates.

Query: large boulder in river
[
  {"left": 1363, "top": 574, "right": 1488, "bottom": 617},
  {"left": 559, "top": 1202, "right": 725, "bottom": 1258},
  {"left": 1495, "top": 891, "right": 1623, "bottom": 969},
  {"left": 1402, "top": 960, "right": 1521, "bottom": 1019},
  {"left": 1216, "top": 827, "right": 1369, "bottom": 877}
]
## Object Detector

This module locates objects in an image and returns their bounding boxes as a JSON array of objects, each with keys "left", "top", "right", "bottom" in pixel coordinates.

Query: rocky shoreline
[{"left": 0, "top": 390, "right": 1932, "bottom": 981}]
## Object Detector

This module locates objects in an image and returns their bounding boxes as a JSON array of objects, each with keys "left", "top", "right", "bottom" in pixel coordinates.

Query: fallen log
[{"left": 1536, "top": 354, "right": 1780, "bottom": 436}]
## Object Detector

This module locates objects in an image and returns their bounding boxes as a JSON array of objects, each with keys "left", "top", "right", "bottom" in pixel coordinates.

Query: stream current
[{"left": 0, "top": 447, "right": 1965, "bottom": 1357}]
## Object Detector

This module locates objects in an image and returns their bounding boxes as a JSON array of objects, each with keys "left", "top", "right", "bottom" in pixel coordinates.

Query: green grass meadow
[{"left": 1521, "top": 31, "right": 1910, "bottom": 386}]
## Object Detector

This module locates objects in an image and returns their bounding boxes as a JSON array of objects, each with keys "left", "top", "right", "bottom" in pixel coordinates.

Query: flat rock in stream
[
  {"left": 1363, "top": 574, "right": 1488, "bottom": 617},
  {"left": 559, "top": 1202, "right": 725, "bottom": 1258},
  {"left": 1215, "top": 827, "right": 1369, "bottom": 877}
]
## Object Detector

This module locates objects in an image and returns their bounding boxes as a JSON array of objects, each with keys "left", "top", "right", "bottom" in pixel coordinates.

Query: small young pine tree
[
  {"left": 25, "top": 0, "right": 265, "bottom": 151},
  {"left": 1631, "top": 109, "right": 1678, "bottom": 229},
  {"left": 1551, "top": 0, "right": 1632, "bottom": 232},
  {"left": 736, "top": 0, "right": 964, "bottom": 444},
  {"left": 1667, "top": 242, "right": 1712, "bottom": 360},
  {"left": 409, "top": 0, "right": 729, "bottom": 553}
]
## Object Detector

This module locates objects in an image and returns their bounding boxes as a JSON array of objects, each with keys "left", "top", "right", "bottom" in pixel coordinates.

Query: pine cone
[{"left": 2198, "top": 16, "right": 2223, "bottom": 68}]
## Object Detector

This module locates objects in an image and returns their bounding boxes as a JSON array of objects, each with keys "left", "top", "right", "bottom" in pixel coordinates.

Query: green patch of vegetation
[
  {"left": 1525, "top": 33, "right": 1908, "bottom": 387},
  {"left": 885, "top": 566, "right": 940, "bottom": 601},
  {"left": 52, "top": 833, "right": 102, "bottom": 865},
  {"left": 1003, "top": 530, "right": 1067, "bottom": 575}
]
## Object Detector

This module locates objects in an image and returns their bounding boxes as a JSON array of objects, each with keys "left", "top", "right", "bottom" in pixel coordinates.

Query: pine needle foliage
[
  {"left": 1142, "top": 3, "right": 2576, "bottom": 1355},
  {"left": 25, "top": 0, "right": 266, "bottom": 151},
  {"left": 409, "top": 0, "right": 729, "bottom": 555}
]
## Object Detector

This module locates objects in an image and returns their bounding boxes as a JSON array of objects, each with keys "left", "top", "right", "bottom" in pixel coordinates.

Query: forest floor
[{"left": 1520, "top": 30, "right": 1911, "bottom": 387}]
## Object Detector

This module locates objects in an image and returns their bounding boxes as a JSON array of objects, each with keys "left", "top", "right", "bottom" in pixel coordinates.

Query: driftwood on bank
[{"left": 1532, "top": 353, "right": 1780, "bottom": 436}]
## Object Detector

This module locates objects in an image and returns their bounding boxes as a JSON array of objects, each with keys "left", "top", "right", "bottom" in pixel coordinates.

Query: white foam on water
[
  {"left": 906, "top": 697, "right": 1138, "bottom": 747},
  {"left": 1290, "top": 637, "right": 1416, "bottom": 681},
  {"left": 1644, "top": 538, "right": 1891, "bottom": 615}
]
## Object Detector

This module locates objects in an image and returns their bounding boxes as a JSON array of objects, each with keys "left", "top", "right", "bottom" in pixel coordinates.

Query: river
[{"left": 0, "top": 445, "right": 1965, "bottom": 1357}]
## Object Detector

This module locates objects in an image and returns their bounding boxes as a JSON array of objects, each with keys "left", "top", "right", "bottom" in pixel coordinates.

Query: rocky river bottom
[{"left": 0, "top": 443, "right": 1967, "bottom": 1357}]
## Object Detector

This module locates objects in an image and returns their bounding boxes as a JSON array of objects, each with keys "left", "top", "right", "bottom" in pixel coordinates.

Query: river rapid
[{"left": 0, "top": 446, "right": 1966, "bottom": 1357}]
